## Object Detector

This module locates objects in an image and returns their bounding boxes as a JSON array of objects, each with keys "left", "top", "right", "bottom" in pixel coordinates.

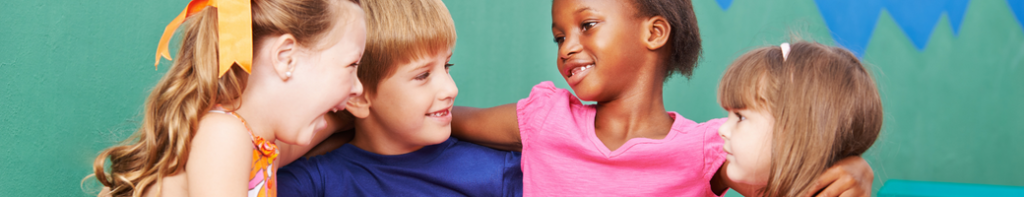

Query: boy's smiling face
[{"left": 353, "top": 49, "right": 457, "bottom": 154}]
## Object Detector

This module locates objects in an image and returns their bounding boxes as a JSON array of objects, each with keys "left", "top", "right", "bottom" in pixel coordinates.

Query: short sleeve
[
  {"left": 277, "top": 158, "right": 324, "bottom": 197},
  {"left": 701, "top": 118, "right": 728, "bottom": 187},
  {"left": 516, "top": 81, "right": 571, "bottom": 143}
]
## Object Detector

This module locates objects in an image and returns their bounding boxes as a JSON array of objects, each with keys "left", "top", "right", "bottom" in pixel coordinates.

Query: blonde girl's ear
[
  {"left": 269, "top": 34, "right": 298, "bottom": 81},
  {"left": 345, "top": 93, "right": 372, "bottom": 119},
  {"left": 642, "top": 15, "right": 671, "bottom": 51}
]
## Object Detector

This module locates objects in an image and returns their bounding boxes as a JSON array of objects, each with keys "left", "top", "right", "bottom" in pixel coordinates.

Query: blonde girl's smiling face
[
  {"left": 274, "top": 2, "right": 366, "bottom": 146},
  {"left": 718, "top": 108, "right": 774, "bottom": 186},
  {"left": 366, "top": 49, "right": 457, "bottom": 151}
]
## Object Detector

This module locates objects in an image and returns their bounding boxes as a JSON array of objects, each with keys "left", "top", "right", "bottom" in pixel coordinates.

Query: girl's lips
[{"left": 565, "top": 64, "right": 594, "bottom": 86}]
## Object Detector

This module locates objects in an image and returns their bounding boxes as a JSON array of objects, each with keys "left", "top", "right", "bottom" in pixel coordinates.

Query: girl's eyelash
[
  {"left": 416, "top": 72, "right": 430, "bottom": 80},
  {"left": 581, "top": 22, "right": 596, "bottom": 31},
  {"left": 444, "top": 63, "right": 454, "bottom": 68},
  {"left": 735, "top": 112, "right": 745, "bottom": 122}
]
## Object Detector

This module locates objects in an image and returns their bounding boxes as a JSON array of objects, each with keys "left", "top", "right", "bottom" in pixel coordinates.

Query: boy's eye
[
  {"left": 553, "top": 36, "right": 565, "bottom": 44},
  {"left": 415, "top": 72, "right": 430, "bottom": 80},
  {"left": 444, "top": 63, "right": 454, "bottom": 72},
  {"left": 581, "top": 22, "right": 596, "bottom": 31}
]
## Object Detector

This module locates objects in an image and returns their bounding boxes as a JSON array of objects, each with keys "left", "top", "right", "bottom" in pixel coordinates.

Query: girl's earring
[{"left": 285, "top": 61, "right": 294, "bottom": 79}]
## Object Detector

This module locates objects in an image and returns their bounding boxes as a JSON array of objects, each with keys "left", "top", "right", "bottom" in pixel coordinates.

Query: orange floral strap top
[{"left": 209, "top": 106, "right": 279, "bottom": 197}]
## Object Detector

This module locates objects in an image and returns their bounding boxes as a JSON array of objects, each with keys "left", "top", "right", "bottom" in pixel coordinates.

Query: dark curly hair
[{"left": 630, "top": 0, "right": 702, "bottom": 79}]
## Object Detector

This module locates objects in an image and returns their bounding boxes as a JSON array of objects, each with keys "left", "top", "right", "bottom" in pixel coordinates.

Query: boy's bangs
[
  {"left": 718, "top": 49, "right": 773, "bottom": 112},
  {"left": 370, "top": 0, "right": 455, "bottom": 65},
  {"left": 359, "top": 0, "right": 456, "bottom": 94},
  {"left": 385, "top": 13, "right": 456, "bottom": 65}
]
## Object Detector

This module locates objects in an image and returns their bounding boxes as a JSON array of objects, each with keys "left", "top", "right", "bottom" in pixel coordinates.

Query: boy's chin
[{"left": 416, "top": 128, "right": 452, "bottom": 145}]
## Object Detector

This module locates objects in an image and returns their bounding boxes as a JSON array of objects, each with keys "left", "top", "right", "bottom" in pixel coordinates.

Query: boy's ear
[
  {"left": 270, "top": 34, "right": 299, "bottom": 81},
  {"left": 345, "top": 93, "right": 372, "bottom": 119},
  {"left": 642, "top": 16, "right": 670, "bottom": 50}
]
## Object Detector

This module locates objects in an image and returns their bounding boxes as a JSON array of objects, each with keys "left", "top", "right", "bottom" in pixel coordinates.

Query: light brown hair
[
  {"left": 356, "top": 0, "right": 456, "bottom": 95},
  {"left": 718, "top": 41, "right": 883, "bottom": 197},
  {"left": 88, "top": 0, "right": 358, "bottom": 196}
]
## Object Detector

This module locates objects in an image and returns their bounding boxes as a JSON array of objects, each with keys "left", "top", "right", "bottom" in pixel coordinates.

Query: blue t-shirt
[{"left": 278, "top": 137, "right": 523, "bottom": 197}]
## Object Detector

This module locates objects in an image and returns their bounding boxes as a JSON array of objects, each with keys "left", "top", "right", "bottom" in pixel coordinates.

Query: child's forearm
[
  {"left": 301, "top": 130, "right": 354, "bottom": 158},
  {"left": 277, "top": 111, "right": 353, "bottom": 165},
  {"left": 807, "top": 156, "right": 874, "bottom": 197},
  {"left": 451, "top": 105, "right": 523, "bottom": 151}
]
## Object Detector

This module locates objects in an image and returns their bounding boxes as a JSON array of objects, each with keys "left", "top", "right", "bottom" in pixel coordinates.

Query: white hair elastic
[{"left": 780, "top": 42, "right": 791, "bottom": 61}]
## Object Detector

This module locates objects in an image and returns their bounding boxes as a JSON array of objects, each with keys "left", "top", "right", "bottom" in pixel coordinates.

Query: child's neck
[
  {"left": 349, "top": 119, "right": 426, "bottom": 155},
  {"left": 232, "top": 105, "right": 277, "bottom": 143},
  {"left": 593, "top": 80, "right": 673, "bottom": 152}
]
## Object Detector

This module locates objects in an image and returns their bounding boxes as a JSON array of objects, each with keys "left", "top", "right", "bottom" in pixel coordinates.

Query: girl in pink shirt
[{"left": 453, "top": 0, "right": 875, "bottom": 196}]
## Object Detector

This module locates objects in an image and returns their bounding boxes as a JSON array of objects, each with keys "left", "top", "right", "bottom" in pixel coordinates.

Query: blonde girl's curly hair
[{"left": 88, "top": 0, "right": 359, "bottom": 196}]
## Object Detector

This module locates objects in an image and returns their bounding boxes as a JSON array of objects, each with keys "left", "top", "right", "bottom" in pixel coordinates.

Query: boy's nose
[{"left": 436, "top": 71, "right": 459, "bottom": 103}]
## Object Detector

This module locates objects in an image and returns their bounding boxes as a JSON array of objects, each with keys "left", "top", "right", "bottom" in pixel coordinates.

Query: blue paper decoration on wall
[
  {"left": 946, "top": 0, "right": 970, "bottom": 35},
  {"left": 716, "top": 0, "right": 733, "bottom": 10},
  {"left": 1011, "top": 0, "right": 1024, "bottom": 32},
  {"left": 814, "top": 0, "right": 971, "bottom": 57},
  {"left": 815, "top": 0, "right": 884, "bottom": 57}
]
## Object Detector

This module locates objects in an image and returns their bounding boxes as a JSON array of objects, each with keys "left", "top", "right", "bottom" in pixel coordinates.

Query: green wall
[{"left": 1, "top": 0, "right": 1021, "bottom": 196}]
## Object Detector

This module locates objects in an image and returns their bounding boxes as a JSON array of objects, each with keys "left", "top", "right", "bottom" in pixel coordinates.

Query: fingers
[
  {"left": 805, "top": 165, "right": 842, "bottom": 197},
  {"left": 811, "top": 157, "right": 875, "bottom": 197},
  {"left": 815, "top": 175, "right": 855, "bottom": 197},
  {"left": 837, "top": 188, "right": 869, "bottom": 197}
]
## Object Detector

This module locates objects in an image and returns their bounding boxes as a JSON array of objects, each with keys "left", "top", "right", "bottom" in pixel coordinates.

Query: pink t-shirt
[{"left": 517, "top": 81, "right": 727, "bottom": 196}]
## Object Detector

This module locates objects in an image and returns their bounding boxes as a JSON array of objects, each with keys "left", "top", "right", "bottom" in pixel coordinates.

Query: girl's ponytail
[{"left": 91, "top": 8, "right": 246, "bottom": 197}]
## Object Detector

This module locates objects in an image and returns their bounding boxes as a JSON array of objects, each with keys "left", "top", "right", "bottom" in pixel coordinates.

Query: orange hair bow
[{"left": 154, "top": 0, "right": 253, "bottom": 77}]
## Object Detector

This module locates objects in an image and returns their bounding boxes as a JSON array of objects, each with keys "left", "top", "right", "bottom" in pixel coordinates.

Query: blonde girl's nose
[{"left": 350, "top": 74, "right": 364, "bottom": 97}]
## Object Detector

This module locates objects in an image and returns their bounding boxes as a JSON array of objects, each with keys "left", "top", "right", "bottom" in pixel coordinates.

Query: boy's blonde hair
[
  {"left": 357, "top": 0, "right": 456, "bottom": 95},
  {"left": 89, "top": 0, "right": 359, "bottom": 196},
  {"left": 718, "top": 41, "right": 882, "bottom": 197}
]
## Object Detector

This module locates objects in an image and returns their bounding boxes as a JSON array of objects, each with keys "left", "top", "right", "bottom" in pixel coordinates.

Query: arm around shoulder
[
  {"left": 186, "top": 113, "right": 254, "bottom": 197},
  {"left": 805, "top": 156, "right": 874, "bottom": 197},
  {"left": 451, "top": 104, "right": 522, "bottom": 151},
  {"left": 277, "top": 111, "right": 354, "bottom": 165}
]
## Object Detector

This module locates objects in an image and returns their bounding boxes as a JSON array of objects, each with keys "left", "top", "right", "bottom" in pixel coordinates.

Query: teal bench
[{"left": 879, "top": 179, "right": 1024, "bottom": 197}]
